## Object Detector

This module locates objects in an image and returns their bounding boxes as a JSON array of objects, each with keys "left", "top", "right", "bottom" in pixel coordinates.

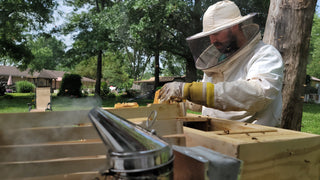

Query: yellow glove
[{"left": 159, "top": 82, "right": 215, "bottom": 107}]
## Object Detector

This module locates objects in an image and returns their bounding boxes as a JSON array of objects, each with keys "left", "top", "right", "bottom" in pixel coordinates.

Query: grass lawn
[
  {"left": 0, "top": 93, "right": 153, "bottom": 113},
  {"left": 301, "top": 103, "right": 320, "bottom": 135},
  {"left": 1, "top": 93, "right": 319, "bottom": 135}
]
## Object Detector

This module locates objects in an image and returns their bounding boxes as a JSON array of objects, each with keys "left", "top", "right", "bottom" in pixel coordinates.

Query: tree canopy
[
  {"left": 0, "top": 0, "right": 57, "bottom": 69},
  {"left": 0, "top": 0, "right": 280, "bottom": 94},
  {"left": 27, "top": 35, "right": 66, "bottom": 72}
]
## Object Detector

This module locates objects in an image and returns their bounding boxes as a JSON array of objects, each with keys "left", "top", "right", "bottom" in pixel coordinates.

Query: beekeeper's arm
[{"left": 159, "top": 48, "right": 283, "bottom": 112}]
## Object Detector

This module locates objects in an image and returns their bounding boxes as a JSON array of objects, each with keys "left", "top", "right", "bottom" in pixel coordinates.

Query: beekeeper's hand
[
  {"left": 159, "top": 82, "right": 185, "bottom": 103},
  {"left": 159, "top": 81, "right": 215, "bottom": 107}
]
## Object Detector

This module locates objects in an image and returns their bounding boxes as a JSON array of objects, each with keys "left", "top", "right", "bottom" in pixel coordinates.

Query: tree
[
  {"left": 60, "top": 0, "right": 271, "bottom": 92},
  {"left": 0, "top": 1, "right": 57, "bottom": 69},
  {"left": 111, "top": 0, "right": 271, "bottom": 85},
  {"left": 62, "top": 0, "right": 113, "bottom": 96},
  {"left": 73, "top": 57, "right": 97, "bottom": 80},
  {"left": 73, "top": 51, "right": 133, "bottom": 90},
  {"left": 103, "top": 52, "right": 133, "bottom": 90},
  {"left": 121, "top": 0, "right": 175, "bottom": 89},
  {"left": 105, "top": 3, "right": 153, "bottom": 81},
  {"left": 27, "top": 35, "right": 66, "bottom": 72},
  {"left": 160, "top": 52, "right": 186, "bottom": 77},
  {"left": 263, "top": 0, "right": 317, "bottom": 130},
  {"left": 163, "top": 0, "right": 271, "bottom": 82}
]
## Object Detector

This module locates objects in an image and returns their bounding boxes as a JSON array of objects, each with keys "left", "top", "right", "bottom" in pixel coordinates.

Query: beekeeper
[{"left": 159, "top": 0, "right": 284, "bottom": 127}]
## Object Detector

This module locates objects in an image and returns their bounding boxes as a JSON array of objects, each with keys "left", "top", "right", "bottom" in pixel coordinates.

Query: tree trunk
[
  {"left": 94, "top": 0, "right": 105, "bottom": 97},
  {"left": 154, "top": 32, "right": 161, "bottom": 90},
  {"left": 263, "top": 0, "right": 317, "bottom": 130},
  {"left": 95, "top": 51, "right": 102, "bottom": 96},
  {"left": 185, "top": 0, "right": 202, "bottom": 83},
  {"left": 185, "top": 57, "right": 197, "bottom": 82},
  {"left": 154, "top": 49, "right": 160, "bottom": 90}
]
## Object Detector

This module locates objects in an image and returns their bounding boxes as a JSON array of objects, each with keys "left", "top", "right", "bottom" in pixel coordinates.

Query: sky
[{"left": 47, "top": 0, "right": 77, "bottom": 48}]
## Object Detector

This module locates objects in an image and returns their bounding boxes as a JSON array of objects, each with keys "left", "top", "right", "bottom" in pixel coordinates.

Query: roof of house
[
  {"left": 134, "top": 76, "right": 185, "bottom": 83},
  {"left": 0, "top": 66, "right": 95, "bottom": 82}
]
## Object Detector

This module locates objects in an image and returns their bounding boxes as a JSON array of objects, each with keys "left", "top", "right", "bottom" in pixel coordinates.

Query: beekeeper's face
[{"left": 209, "top": 27, "right": 238, "bottom": 54}]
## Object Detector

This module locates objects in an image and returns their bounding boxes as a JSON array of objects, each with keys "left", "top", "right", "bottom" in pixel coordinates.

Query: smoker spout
[{"left": 88, "top": 107, "right": 174, "bottom": 176}]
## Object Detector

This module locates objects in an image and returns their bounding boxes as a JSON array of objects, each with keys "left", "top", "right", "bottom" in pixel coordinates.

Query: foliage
[
  {"left": 27, "top": 35, "right": 66, "bottom": 72},
  {"left": 72, "top": 51, "right": 134, "bottom": 90},
  {"left": 0, "top": 0, "right": 271, "bottom": 82},
  {"left": 101, "top": 81, "right": 110, "bottom": 97},
  {"left": 233, "top": 0, "right": 270, "bottom": 32},
  {"left": 102, "top": 51, "right": 133, "bottom": 90},
  {"left": 58, "top": 74, "right": 82, "bottom": 97},
  {"left": 0, "top": 1, "right": 57, "bottom": 69},
  {"left": 73, "top": 57, "right": 97, "bottom": 79},
  {"left": 161, "top": 52, "right": 186, "bottom": 77},
  {"left": 110, "top": 0, "right": 194, "bottom": 83},
  {"left": 103, "top": 0, "right": 270, "bottom": 83},
  {"left": 0, "top": 80, "right": 6, "bottom": 96},
  {"left": 307, "top": 13, "right": 320, "bottom": 78},
  {"left": 57, "top": 0, "right": 271, "bottom": 91},
  {"left": 305, "top": 85, "right": 318, "bottom": 94},
  {"left": 60, "top": 0, "right": 115, "bottom": 96},
  {"left": 15, "top": 81, "right": 35, "bottom": 93}
]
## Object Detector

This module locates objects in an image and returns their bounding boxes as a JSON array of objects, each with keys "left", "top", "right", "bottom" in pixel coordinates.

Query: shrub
[
  {"left": 16, "top": 81, "right": 35, "bottom": 93},
  {"left": 101, "top": 81, "right": 110, "bottom": 97},
  {"left": 0, "top": 81, "right": 6, "bottom": 96},
  {"left": 58, "top": 74, "right": 82, "bottom": 97},
  {"left": 305, "top": 86, "right": 318, "bottom": 94},
  {"left": 123, "top": 89, "right": 140, "bottom": 98}
]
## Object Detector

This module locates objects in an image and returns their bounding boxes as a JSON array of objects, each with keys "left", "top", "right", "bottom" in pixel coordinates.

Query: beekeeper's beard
[{"left": 213, "top": 31, "right": 239, "bottom": 55}]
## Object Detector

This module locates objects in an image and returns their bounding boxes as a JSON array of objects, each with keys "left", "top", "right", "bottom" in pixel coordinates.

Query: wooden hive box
[
  {"left": 180, "top": 114, "right": 320, "bottom": 180},
  {"left": 0, "top": 103, "right": 319, "bottom": 179},
  {"left": 0, "top": 104, "right": 185, "bottom": 179}
]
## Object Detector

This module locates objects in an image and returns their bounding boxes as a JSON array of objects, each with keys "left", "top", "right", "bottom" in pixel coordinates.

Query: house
[
  {"left": 0, "top": 66, "right": 95, "bottom": 92},
  {"left": 304, "top": 76, "right": 320, "bottom": 104},
  {"left": 132, "top": 76, "right": 185, "bottom": 95}
]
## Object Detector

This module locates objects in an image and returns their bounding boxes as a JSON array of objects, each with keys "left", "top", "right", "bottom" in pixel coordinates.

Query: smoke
[
  {"left": 53, "top": 96, "right": 103, "bottom": 111},
  {"left": 0, "top": 96, "right": 109, "bottom": 179}
]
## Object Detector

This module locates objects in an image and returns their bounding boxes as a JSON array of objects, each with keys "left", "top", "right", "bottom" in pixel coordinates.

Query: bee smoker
[{"left": 88, "top": 107, "right": 174, "bottom": 179}]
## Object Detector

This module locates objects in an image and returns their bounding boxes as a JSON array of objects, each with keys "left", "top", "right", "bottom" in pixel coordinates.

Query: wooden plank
[
  {"left": 163, "top": 134, "right": 186, "bottom": 146},
  {"left": 219, "top": 130, "right": 319, "bottom": 143},
  {"left": 211, "top": 129, "right": 277, "bottom": 135},
  {"left": 184, "top": 121, "right": 320, "bottom": 180},
  {"left": 136, "top": 118, "right": 183, "bottom": 136},
  {"left": 184, "top": 114, "right": 278, "bottom": 132},
  {"left": 183, "top": 127, "right": 242, "bottom": 157},
  {"left": 0, "top": 140, "right": 105, "bottom": 162},
  {"left": 105, "top": 104, "right": 184, "bottom": 120},
  {"left": 0, "top": 156, "right": 107, "bottom": 179},
  {"left": 0, "top": 104, "right": 184, "bottom": 130},
  {"left": 238, "top": 136, "right": 320, "bottom": 180},
  {"left": 177, "top": 116, "right": 210, "bottom": 122},
  {"left": 18, "top": 171, "right": 105, "bottom": 180},
  {"left": 0, "top": 126, "right": 100, "bottom": 145},
  {"left": 0, "top": 110, "right": 90, "bottom": 130}
]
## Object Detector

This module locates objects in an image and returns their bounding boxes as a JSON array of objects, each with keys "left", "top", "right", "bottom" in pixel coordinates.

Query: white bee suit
[
  {"left": 201, "top": 32, "right": 283, "bottom": 126},
  {"left": 159, "top": 1, "right": 284, "bottom": 127}
]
